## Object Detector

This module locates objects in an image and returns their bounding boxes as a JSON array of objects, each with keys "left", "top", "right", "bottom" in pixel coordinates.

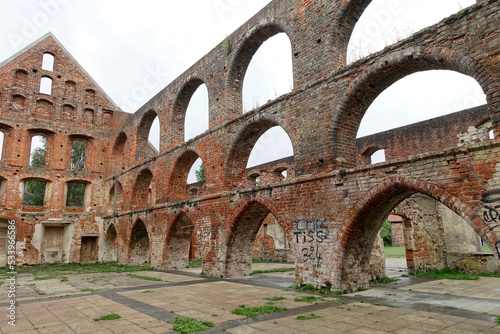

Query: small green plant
[
  {"left": 294, "top": 296, "right": 322, "bottom": 303},
  {"left": 370, "top": 276, "right": 397, "bottom": 284},
  {"left": 94, "top": 313, "right": 121, "bottom": 321},
  {"left": 142, "top": 290, "right": 154, "bottom": 293},
  {"left": 81, "top": 288, "right": 96, "bottom": 293},
  {"left": 223, "top": 36, "right": 232, "bottom": 55},
  {"left": 34, "top": 275, "right": 54, "bottom": 280},
  {"left": 59, "top": 276, "right": 68, "bottom": 282},
  {"left": 129, "top": 274, "right": 162, "bottom": 281},
  {"left": 291, "top": 283, "right": 331, "bottom": 294},
  {"left": 232, "top": 305, "right": 288, "bottom": 318},
  {"left": 172, "top": 317, "right": 214, "bottom": 334},
  {"left": 296, "top": 313, "right": 321, "bottom": 320},
  {"left": 496, "top": 317, "right": 500, "bottom": 324},
  {"left": 211, "top": 314, "right": 218, "bottom": 317},
  {"left": 252, "top": 268, "right": 294, "bottom": 275},
  {"left": 264, "top": 296, "right": 286, "bottom": 301},
  {"left": 188, "top": 259, "right": 202, "bottom": 268}
]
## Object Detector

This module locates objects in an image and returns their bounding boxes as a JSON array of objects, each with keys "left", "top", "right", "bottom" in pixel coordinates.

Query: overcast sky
[{"left": 0, "top": 0, "right": 487, "bottom": 176}]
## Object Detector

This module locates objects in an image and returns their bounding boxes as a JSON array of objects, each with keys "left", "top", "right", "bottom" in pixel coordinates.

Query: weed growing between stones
[
  {"left": 297, "top": 313, "right": 321, "bottom": 320},
  {"left": 94, "top": 313, "right": 121, "bottom": 321},
  {"left": 232, "top": 305, "right": 288, "bottom": 318},
  {"left": 172, "top": 317, "right": 214, "bottom": 334}
]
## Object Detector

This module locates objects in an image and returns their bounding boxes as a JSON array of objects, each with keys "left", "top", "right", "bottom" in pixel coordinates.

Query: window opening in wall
[
  {"left": 371, "top": 149, "right": 386, "bottom": 164},
  {"left": 0, "top": 131, "right": 4, "bottom": 160},
  {"left": 357, "top": 71, "right": 487, "bottom": 138},
  {"left": 23, "top": 180, "right": 46, "bottom": 206},
  {"left": 66, "top": 182, "right": 85, "bottom": 207},
  {"left": 347, "top": 0, "right": 476, "bottom": 63},
  {"left": 187, "top": 158, "right": 204, "bottom": 185},
  {"left": 39, "top": 77, "right": 53, "bottom": 95},
  {"left": 247, "top": 126, "right": 293, "bottom": 168},
  {"left": 41, "top": 53, "right": 54, "bottom": 71},
  {"left": 149, "top": 116, "right": 160, "bottom": 152},
  {"left": 489, "top": 130, "right": 495, "bottom": 140},
  {"left": 71, "top": 141, "right": 86, "bottom": 171},
  {"left": 0, "top": 220, "right": 7, "bottom": 253},
  {"left": 184, "top": 85, "right": 209, "bottom": 142},
  {"left": 243, "top": 33, "right": 293, "bottom": 113},
  {"left": 0, "top": 178, "right": 7, "bottom": 200},
  {"left": 29, "top": 135, "right": 47, "bottom": 168}
]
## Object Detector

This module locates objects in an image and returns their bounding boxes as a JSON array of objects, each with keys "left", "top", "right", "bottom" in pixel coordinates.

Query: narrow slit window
[
  {"left": 71, "top": 140, "right": 86, "bottom": 171},
  {"left": 40, "top": 77, "right": 53, "bottom": 95},
  {"left": 41, "top": 53, "right": 54, "bottom": 71},
  {"left": 0, "top": 131, "right": 4, "bottom": 161}
]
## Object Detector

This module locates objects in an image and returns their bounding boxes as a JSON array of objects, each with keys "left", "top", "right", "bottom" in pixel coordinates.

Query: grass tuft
[
  {"left": 94, "top": 313, "right": 121, "bottom": 321},
  {"left": 129, "top": 274, "right": 162, "bottom": 281},
  {"left": 232, "top": 305, "right": 288, "bottom": 318},
  {"left": 291, "top": 283, "right": 331, "bottom": 294},
  {"left": 264, "top": 296, "right": 286, "bottom": 301},
  {"left": 297, "top": 313, "right": 321, "bottom": 320},
  {"left": 294, "top": 296, "right": 323, "bottom": 303},
  {"left": 34, "top": 275, "right": 54, "bottom": 280},
  {"left": 172, "top": 317, "right": 214, "bottom": 334},
  {"left": 251, "top": 268, "right": 294, "bottom": 275}
]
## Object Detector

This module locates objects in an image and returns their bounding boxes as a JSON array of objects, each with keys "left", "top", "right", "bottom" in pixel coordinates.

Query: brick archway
[
  {"left": 167, "top": 149, "right": 205, "bottom": 202},
  {"left": 223, "top": 198, "right": 294, "bottom": 278},
  {"left": 225, "top": 20, "right": 294, "bottom": 116},
  {"left": 136, "top": 109, "right": 159, "bottom": 160},
  {"left": 163, "top": 212, "right": 195, "bottom": 269},
  {"left": 128, "top": 218, "right": 150, "bottom": 265},
  {"left": 332, "top": 47, "right": 499, "bottom": 167},
  {"left": 339, "top": 175, "right": 488, "bottom": 290}
]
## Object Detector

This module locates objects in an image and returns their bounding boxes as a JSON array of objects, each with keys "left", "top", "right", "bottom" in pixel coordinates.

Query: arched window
[
  {"left": 357, "top": 71, "right": 487, "bottom": 138},
  {"left": 347, "top": 0, "right": 476, "bottom": 63},
  {"left": 29, "top": 135, "right": 47, "bottom": 168},
  {"left": 247, "top": 126, "right": 294, "bottom": 168},
  {"left": 41, "top": 53, "right": 55, "bottom": 71},
  {"left": 184, "top": 84, "right": 209, "bottom": 142},
  {"left": 39, "top": 77, "right": 53, "bottom": 95},
  {"left": 242, "top": 33, "right": 293, "bottom": 112},
  {"left": 71, "top": 140, "right": 86, "bottom": 171}
]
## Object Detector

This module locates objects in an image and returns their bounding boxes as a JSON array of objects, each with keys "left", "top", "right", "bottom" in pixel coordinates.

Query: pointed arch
[
  {"left": 163, "top": 212, "right": 195, "bottom": 269},
  {"left": 224, "top": 199, "right": 292, "bottom": 278},
  {"left": 171, "top": 78, "right": 210, "bottom": 145},
  {"left": 339, "top": 175, "right": 490, "bottom": 290},
  {"left": 168, "top": 150, "right": 205, "bottom": 202},
  {"left": 226, "top": 21, "right": 294, "bottom": 116},
  {"left": 332, "top": 47, "right": 499, "bottom": 167},
  {"left": 132, "top": 169, "right": 154, "bottom": 209},
  {"left": 225, "top": 116, "right": 295, "bottom": 182},
  {"left": 137, "top": 109, "right": 160, "bottom": 159},
  {"left": 102, "top": 223, "right": 118, "bottom": 263},
  {"left": 129, "top": 219, "right": 150, "bottom": 265}
]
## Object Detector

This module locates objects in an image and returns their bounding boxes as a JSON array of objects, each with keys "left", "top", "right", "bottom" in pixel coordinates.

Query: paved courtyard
[{"left": 1, "top": 263, "right": 500, "bottom": 333}]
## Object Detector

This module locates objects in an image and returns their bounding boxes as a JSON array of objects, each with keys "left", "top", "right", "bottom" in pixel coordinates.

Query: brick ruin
[{"left": 0, "top": 0, "right": 499, "bottom": 290}]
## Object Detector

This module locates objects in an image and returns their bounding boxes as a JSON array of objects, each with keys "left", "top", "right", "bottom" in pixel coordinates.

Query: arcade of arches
[{"left": 0, "top": 0, "right": 499, "bottom": 290}]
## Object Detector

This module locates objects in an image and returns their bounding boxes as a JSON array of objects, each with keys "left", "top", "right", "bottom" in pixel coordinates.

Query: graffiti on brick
[
  {"left": 294, "top": 219, "right": 329, "bottom": 268},
  {"left": 481, "top": 190, "right": 500, "bottom": 232}
]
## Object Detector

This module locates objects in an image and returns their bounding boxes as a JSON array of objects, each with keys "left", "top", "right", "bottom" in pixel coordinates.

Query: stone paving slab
[{"left": 2, "top": 266, "right": 500, "bottom": 333}]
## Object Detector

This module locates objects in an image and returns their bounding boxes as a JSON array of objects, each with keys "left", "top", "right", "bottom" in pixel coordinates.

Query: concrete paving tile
[
  {"left": 480, "top": 327, "right": 500, "bottom": 334},
  {"left": 227, "top": 325, "right": 262, "bottom": 334}
]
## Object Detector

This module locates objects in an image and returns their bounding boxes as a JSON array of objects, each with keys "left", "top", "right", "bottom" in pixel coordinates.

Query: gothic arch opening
[
  {"left": 102, "top": 224, "right": 118, "bottom": 263},
  {"left": 334, "top": 51, "right": 492, "bottom": 167},
  {"left": 183, "top": 83, "right": 209, "bottom": 142},
  {"left": 129, "top": 219, "right": 150, "bottom": 265},
  {"left": 226, "top": 119, "right": 295, "bottom": 184},
  {"left": 227, "top": 23, "right": 294, "bottom": 115},
  {"left": 242, "top": 33, "right": 293, "bottom": 113},
  {"left": 109, "top": 181, "right": 124, "bottom": 213},
  {"left": 137, "top": 110, "right": 160, "bottom": 159},
  {"left": 224, "top": 202, "right": 291, "bottom": 278},
  {"left": 340, "top": 178, "right": 495, "bottom": 290},
  {"left": 132, "top": 169, "right": 154, "bottom": 209},
  {"left": 169, "top": 151, "right": 205, "bottom": 202},
  {"left": 163, "top": 213, "right": 195, "bottom": 269},
  {"left": 346, "top": 0, "right": 476, "bottom": 63}
]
